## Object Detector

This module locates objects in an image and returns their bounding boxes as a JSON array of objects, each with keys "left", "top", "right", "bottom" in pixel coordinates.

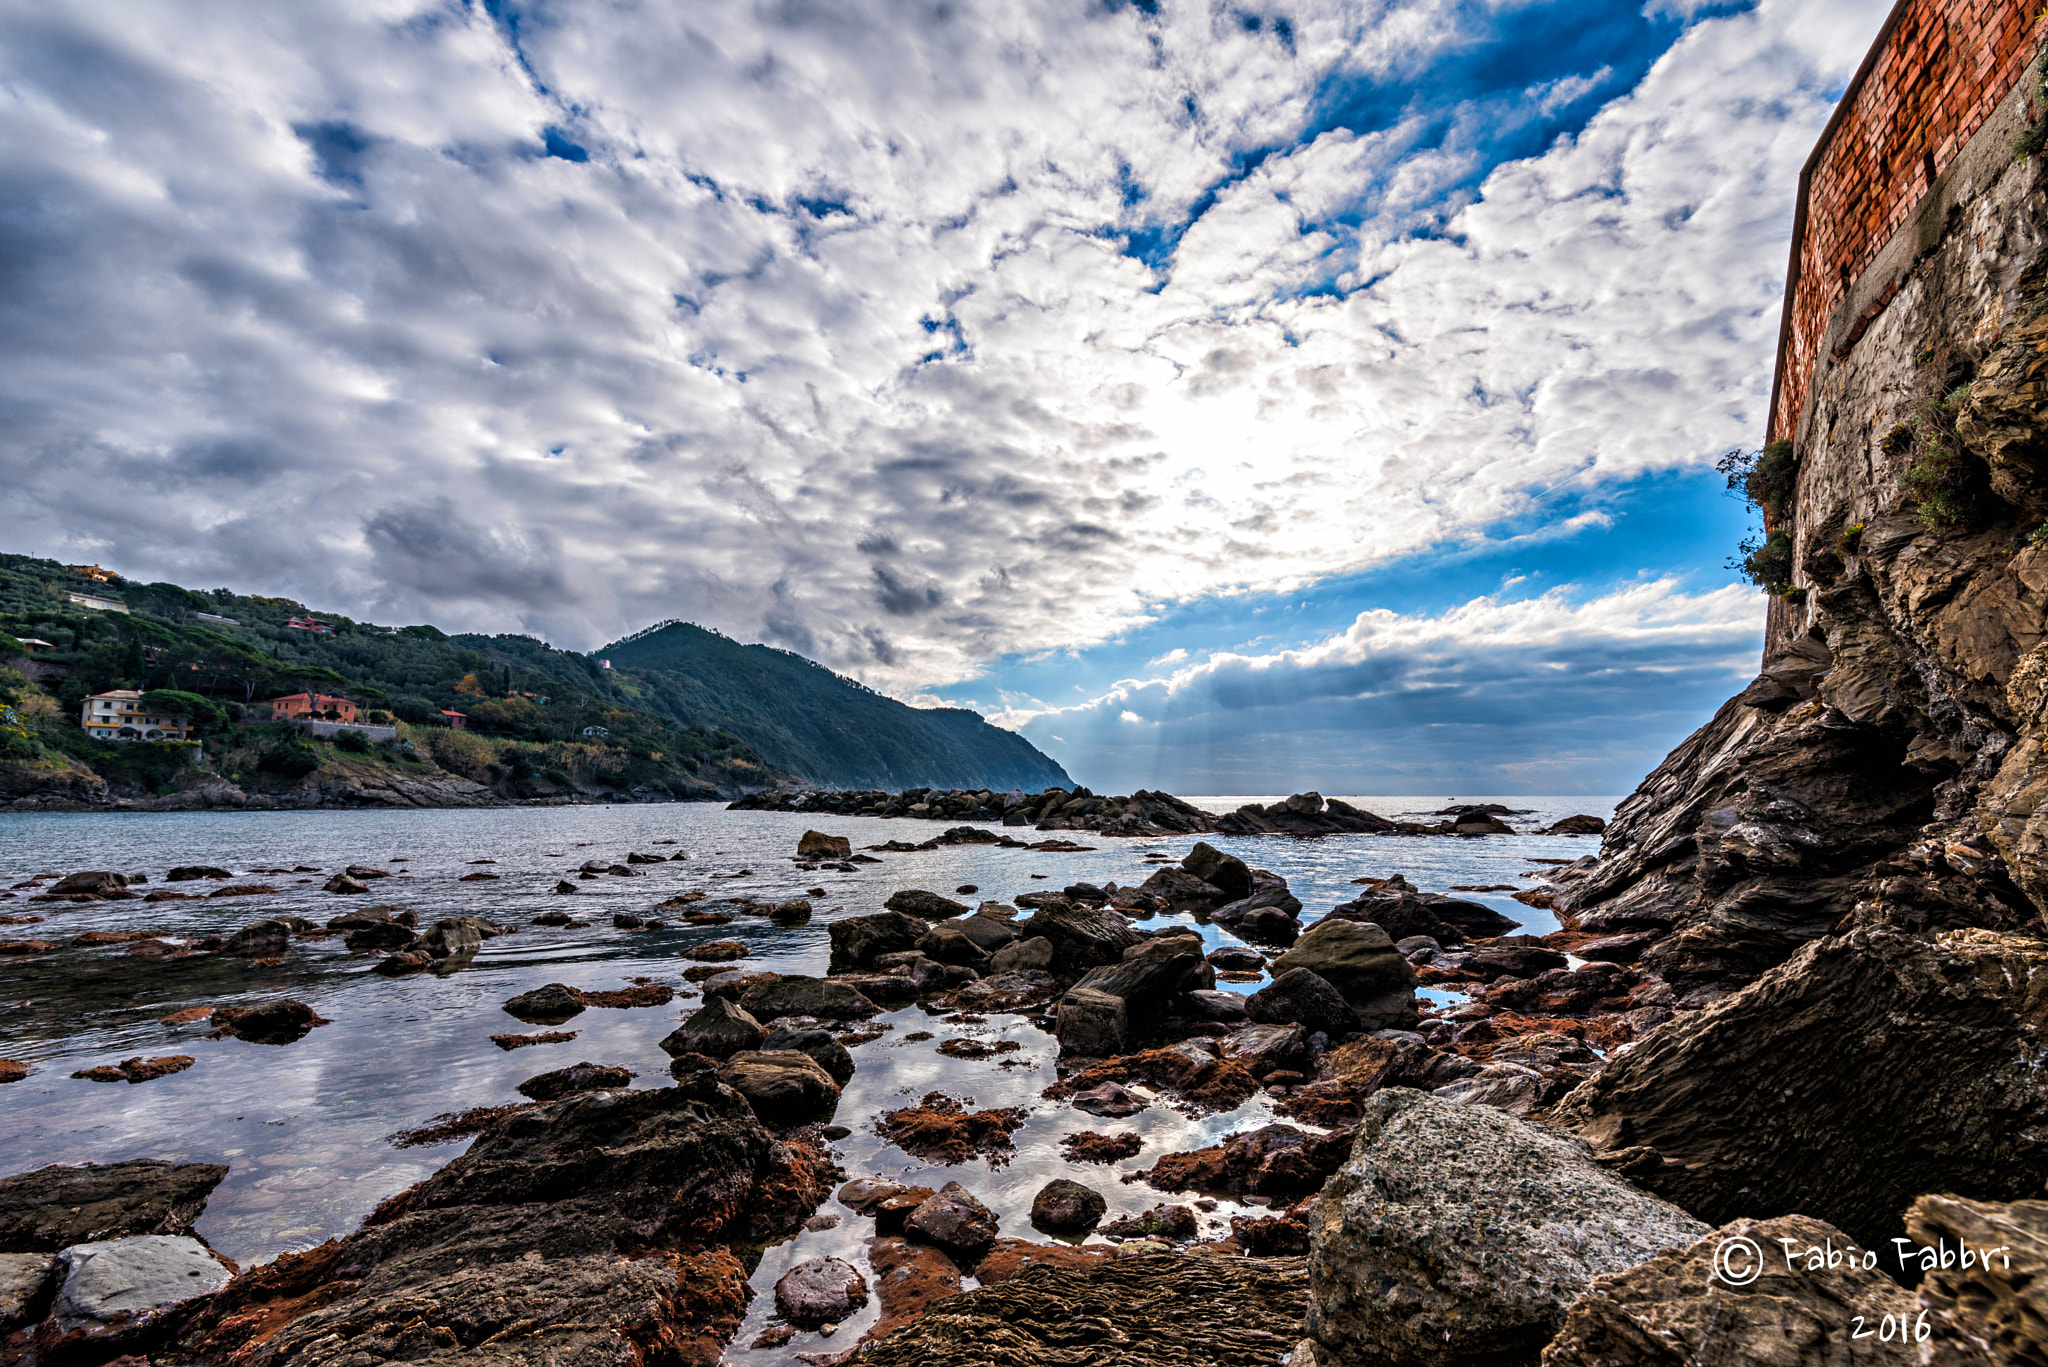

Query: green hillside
[
  {"left": 0, "top": 552, "right": 1070, "bottom": 800},
  {"left": 603, "top": 620, "right": 1073, "bottom": 791}
]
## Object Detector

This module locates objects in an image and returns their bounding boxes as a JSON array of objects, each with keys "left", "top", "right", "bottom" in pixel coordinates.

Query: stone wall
[{"left": 1771, "top": 0, "right": 2046, "bottom": 446}]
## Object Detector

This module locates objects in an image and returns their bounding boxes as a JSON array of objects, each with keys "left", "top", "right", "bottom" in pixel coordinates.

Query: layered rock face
[{"left": 1546, "top": 148, "right": 2048, "bottom": 1002}]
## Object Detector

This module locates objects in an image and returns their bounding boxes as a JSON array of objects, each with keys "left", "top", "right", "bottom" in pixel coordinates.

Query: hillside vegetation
[{"left": 603, "top": 619, "right": 1073, "bottom": 791}]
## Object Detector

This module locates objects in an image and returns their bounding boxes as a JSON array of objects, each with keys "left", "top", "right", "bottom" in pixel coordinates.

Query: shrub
[
  {"left": 258, "top": 742, "right": 322, "bottom": 778},
  {"left": 1839, "top": 522, "right": 1866, "bottom": 554},
  {"left": 333, "top": 728, "right": 372, "bottom": 754},
  {"left": 1731, "top": 528, "right": 1796, "bottom": 595},
  {"left": 1719, "top": 439, "right": 1798, "bottom": 525},
  {"left": 422, "top": 727, "right": 493, "bottom": 780},
  {"left": 1895, "top": 386, "right": 1982, "bottom": 529}
]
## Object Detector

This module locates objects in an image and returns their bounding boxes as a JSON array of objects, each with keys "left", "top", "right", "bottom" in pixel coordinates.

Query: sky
[{"left": 0, "top": 0, "right": 1890, "bottom": 792}]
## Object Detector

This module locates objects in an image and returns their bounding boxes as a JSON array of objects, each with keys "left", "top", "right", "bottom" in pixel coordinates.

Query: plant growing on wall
[
  {"left": 1896, "top": 385, "right": 1981, "bottom": 528},
  {"left": 1720, "top": 439, "right": 1800, "bottom": 595}
]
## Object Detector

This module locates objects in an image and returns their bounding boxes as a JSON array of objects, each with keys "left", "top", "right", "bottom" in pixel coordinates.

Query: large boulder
[
  {"left": 1020, "top": 901, "right": 1141, "bottom": 975},
  {"left": 1213, "top": 872, "right": 1302, "bottom": 928},
  {"left": 50, "top": 872, "right": 127, "bottom": 895},
  {"left": 660, "top": 998, "right": 768, "bottom": 1061},
  {"left": 905, "top": 1183, "right": 999, "bottom": 1265},
  {"left": 1183, "top": 843, "right": 1253, "bottom": 900},
  {"left": 718, "top": 1050, "right": 841, "bottom": 1127},
  {"left": 774, "top": 1255, "right": 868, "bottom": 1326},
  {"left": 1305, "top": 1088, "right": 1706, "bottom": 1366},
  {"left": 210, "top": 1000, "right": 329, "bottom": 1045},
  {"left": 37, "top": 1235, "right": 232, "bottom": 1356},
  {"left": 1554, "top": 928, "right": 2048, "bottom": 1250},
  {"left": 916, "top": 922, "right": 992, "bottom": 967},
  {"left": 739, "top": 975, "right": 881, "bottom": 1021},
  {"left": 885, "top": 890, "right": 971, "bottom": 920},
  {"left": 1326, "top": 876, "right": 1520, "bottom": 942},
  {"left": 419, "top": 915, "right": 504, "bottom": 958},
  {"left": 761, "top": 1026, "right": 856, "bottom": 1085},
  {"left": 797, "top": 831, "right": 853, "bottom": 859},
  {"left": 1271, "top": 920, "right": 1416, "bottom": 1028},
  {"left": 1247, "top": 968, "right": 1362, "bottom": 1038},
  {"left": 1071, "top": 936, "right": 1212, "bottom": 1008},
  {"left": 1055, "top": 988, "right": 1128, "bottom": 1058},
  {"left": 502, "top": 983, "right": 587, "bottom": 1024},
  {"left": 0, "top": 1161, "right": 227, "bottom": 1252},
  {"left": 829, "top": 912, "right": 931, "bottom": 973},
  {"left": 1542, "top": 1214, "right": 1916, "bottom": 1367},
  {"left": 1909, "top": 1192, "right": 2048, "bottom": 1365},
  {"left": 1029, "top": 1179, "right": 1107, "bottom": 1234}
]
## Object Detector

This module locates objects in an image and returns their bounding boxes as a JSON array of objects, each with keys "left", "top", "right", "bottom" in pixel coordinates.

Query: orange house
[
  {"left": 272, "top": 692, "right": 356, "bottom": 724},
  {"left": 439, "top": 710, "right": 468, "bottom": 730}
]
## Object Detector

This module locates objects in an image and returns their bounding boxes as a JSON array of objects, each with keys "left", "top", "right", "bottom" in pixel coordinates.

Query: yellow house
[{"left": 82, "top": 690, "right": 194, "bottom": 742}]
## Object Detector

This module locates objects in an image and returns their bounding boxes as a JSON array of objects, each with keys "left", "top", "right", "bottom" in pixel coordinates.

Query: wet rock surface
[
  {"left": 855, "top": 1252, "right": 1308, "bottom": 1366},
  {"left": 0, "top": 1161, "right": 228, "bottom": 1253}
]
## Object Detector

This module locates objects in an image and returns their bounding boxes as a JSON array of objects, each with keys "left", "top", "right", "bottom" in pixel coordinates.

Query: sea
[{"left": 0, "top": 795, "right": 1616, "bottom": 1355}]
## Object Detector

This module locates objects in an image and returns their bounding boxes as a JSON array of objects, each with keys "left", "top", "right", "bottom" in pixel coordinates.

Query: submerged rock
[
  {"left": 775, "top": 1255, "right": 868, "bottom": 1326},
  {"left": 1305, "top": 1088, "right": 1706, "bottom": 1366}
]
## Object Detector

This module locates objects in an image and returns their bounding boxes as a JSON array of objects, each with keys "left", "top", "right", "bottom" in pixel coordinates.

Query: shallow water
[{"left": 0, "top": 794, "right": 1613, "bottom": 1354}]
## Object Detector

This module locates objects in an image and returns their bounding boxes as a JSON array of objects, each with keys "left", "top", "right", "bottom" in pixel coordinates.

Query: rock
[
  {"left": 49, "top": 872, "right": 126, "bottom": 895},
  {"left": 1908, "top": 1192, "right": 2048, "bottom": 1365},
  {"left": 1070, "top": 1081, "right": 1150, "bottom": 1117},
  {"left": 1555, "top": 928, "right": 2048, "bottom": 1249},
  {"left": 718, "top": 1050, "right": 841, "bottom": 1127},
  {"left": 210, "top": 1000, "right": 329, "bottom": 1045},
  {"left": 660, "top": 998, "right": 767, "bottom": 1060},
  {"left": 682, "top": 939, "right": 749, "bottom": 963},
  {"left": 1305, "top": 1087, "right": 1707, "bottom": 1367},
  {"left": 1217, "top": 794, "right": 1396, "bottom": 836},
  {"left": 699, "top": 968, "right": 781, "bottom": 1000},
  {"left": 515, "top": 1062, "right": 633, "bottom": 1101},
  {"left": 740, "top": 975, "right": 880, "bottom": 1022},
  {"left": 1213, "top": 873, "right": 1303, "bottom": 928},
  {"left": 371, "top": 950, "right": 431, "bottom": 976},
  {"left": 166, "top": 866, "right": 230, "bottom": 882},
  {"left": 552, "top": 879, "right": 579, "bottom": 894},
  {"left": 71, "top": 1056, "right": 195, "bottom": 1085},
  {"left": 1238, "top": 907, "right": 1303, "bottom": 946},
  {"left": 864, "top": 1237, "right": 963, "bottom": 1343},
  {"left": 322, "top": 873, "right": 370, "bottom": 895},
  {"left": 420, "top": 915, "right": 505, "bottom": 958},
  {"left": 853, "top": 1251, "right": 1310, "bottom": 1367},
  {"left": 0, "top": 1060, "right": 27, "bottom": 1085},
  {"left": 502, "top": 983, "right": 587, "bottom": 1024},
  {"left": 327, "top": 904, "right": 409, "bottom": 931},
  {"left": 1542, "top": 1213, "right": 1916, "bottom": 1367},
  {"left": 1020, "top": 900, "right": 1141, "bottom": 974},
  {"left": 1247, "top": 969, "right": 1361, "bottom": 1037},
  {"left": 224, "top": 918, "right": 295, "bottom": 955},
  {"left": 886, "top": 889, "right": 971, "bottom": 920},
  {"left": 1432, "top": 1063, "right": 1546, "bottom": 1116},
  {"left": 1186, "top": 989, "right": 1249, "bottom": 1022},
  {"left": 1542, "top": 815, "right": 1607, "bottom": 835},
  {"left": 798, "top": 831, "right": 854, "bottom": 859},
  {"left": 0, "top": 1161, "right": 228, "bottom": 1252},
  {"left": 1183, "top": 843, "right": 1253, "bottom": 900},
  {"left": 829, "top": 911, "right": 932, "bottom": 972},
  {"left": 1102, "top": 1204, "right": 1199, "bottom": 1240},
  {"left": 1142, "top": 1125, "right": 1353, "bottom": 1198},
  {"left": 344, "top": 865, "right": 391, "bottom": 880},
  {"left": 761, "top": 1026, "right": 856, "bottom": 1085},
  {"left": 1141, "top": 865, "right": 1236, "bottom": 908},
  {"left": 1218, "top": 1023, "right": 1313, "bottom": 1078},
  {"left": 917, "top": 922, "right": 992, "bottom": 966},
  {"left": 1056, "top": 987, "right": 1129, "bottom": 1057},
  {"left": 770, "top": 898, "right": 813, "bottom": 926},
  {"left": 775, "top": 1254, "right": 869, "bottom": 1326},
  {"left": 1573, "top": 930, "right": 1657, "bottom": 965},
  {"left": 40, "top": 1234, "right": 231, "bottom": 1353},
  {"left": 906, "top": 1182, "right": 999, "bottom": 1265},
  {"left": 1465, "top": 939, "right": 1568, "bottom": 980},
  {"left": 0, "top": 1251, "right": 55, "bottom": 1329},
  {"left": 1029, "top": 1179, "right": 1107, "bottom": 1235},
  {"left": 1327, "top": 875, "right": 1521, "bottom": 942},
  {"left": 989, "top": 936, "right": 1054, "bottom": 972},
  {"left": 344, "top": 920, "right": 417, "bottom": 951},
  {"left": 1271, "top": 920, "right": 1417, "bottom": 1027},
  {"left": 1208, "top": 944, "right": 1266, "bottom": 972},
  {"left": 1075, "top": 936, "right": 1213, "bottom": 1006}
]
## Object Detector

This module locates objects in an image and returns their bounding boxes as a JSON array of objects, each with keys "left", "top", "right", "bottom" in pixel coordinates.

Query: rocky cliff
[{"left": 1549, "top": 97, "right": 2048, "bottom": 1007}]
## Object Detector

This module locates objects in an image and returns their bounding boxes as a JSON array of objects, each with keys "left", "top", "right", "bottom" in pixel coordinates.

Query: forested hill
[{"left": 603, "top": 620, "right": 1073, "bottom": 792}]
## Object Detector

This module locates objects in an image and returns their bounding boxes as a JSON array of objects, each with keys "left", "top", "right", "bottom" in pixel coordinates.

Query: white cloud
[
  {"left": 0, "top": 0, "right": 1876, "bottom": 697},
  {"left": 1147, "top": 647, "right": 1189, "bottom": 668}
]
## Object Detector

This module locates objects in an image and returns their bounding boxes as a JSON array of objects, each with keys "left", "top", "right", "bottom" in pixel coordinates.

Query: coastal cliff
[{"left": 1550, "top": 58, "right": 2048, "bottom": 1005}]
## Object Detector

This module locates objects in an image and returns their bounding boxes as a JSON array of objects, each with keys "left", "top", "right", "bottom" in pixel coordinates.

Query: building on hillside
[
  {"left": 580, "top": 725, "right": 609, "bottom": 738},
  {"left": 272, "top": 692, "right": 357, "bottom": 724},
  {"left": 66, "top": 565, "right": 117, "bottom": 583},
  {"left": 82, "top": 690, "right": 194, "bottom": 743},
  {"left": 192, "top": 611, "right": 239, "bottom": 626},
  {"left": 65, "top": 591, "right": 127, "bottom": 613},
  {"left": 15, "top": 639, "right": 53, "bottom": 652},
  {"left": 440, "top": 710, "right": 468, "bottom": 729},
  {"left": 284, "top": 616, "right": 332, "bottom": 633}
]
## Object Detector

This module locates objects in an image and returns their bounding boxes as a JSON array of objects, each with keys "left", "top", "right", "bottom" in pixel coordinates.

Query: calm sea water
[{"left": 0, "top": 795, "right": 1613, "bottom": 1353}]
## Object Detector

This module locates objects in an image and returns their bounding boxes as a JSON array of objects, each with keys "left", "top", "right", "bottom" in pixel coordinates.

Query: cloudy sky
[{"left": 1, "top": 0, "right": 1885, "bottom": 792}]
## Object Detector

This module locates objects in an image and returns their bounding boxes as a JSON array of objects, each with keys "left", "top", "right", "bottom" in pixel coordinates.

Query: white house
[
  {"left": 82, "top": 690, "right": 194, "bottom": 742},
  {"left": 65, "top": 591, "right": 127, "bottom": 613}
]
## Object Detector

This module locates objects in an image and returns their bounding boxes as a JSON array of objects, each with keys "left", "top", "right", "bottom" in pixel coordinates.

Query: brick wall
[{"left": 1770, "top": 0, "right": 2044, "bottom": 443}]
